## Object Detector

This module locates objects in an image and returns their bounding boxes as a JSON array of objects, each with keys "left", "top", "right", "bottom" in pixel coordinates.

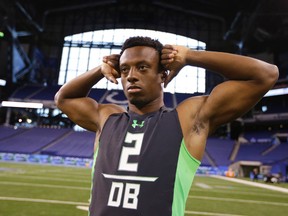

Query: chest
[{"left": 97, "top": 111, "right": 183, "bottom": 175}]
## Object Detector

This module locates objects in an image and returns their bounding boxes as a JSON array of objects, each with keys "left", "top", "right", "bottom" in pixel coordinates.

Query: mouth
[{"left": 127, "top": 85, "right": 142, "bottom": 93}]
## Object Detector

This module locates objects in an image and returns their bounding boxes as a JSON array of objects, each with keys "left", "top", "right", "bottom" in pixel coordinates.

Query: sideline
[{"left": 212, "top": 175, "right": 288, "bottom": 194}]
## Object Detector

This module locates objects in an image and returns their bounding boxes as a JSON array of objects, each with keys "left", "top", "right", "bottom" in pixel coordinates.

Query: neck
[{"left": 128, "top": 98, "right": 164, "bottom": 115}]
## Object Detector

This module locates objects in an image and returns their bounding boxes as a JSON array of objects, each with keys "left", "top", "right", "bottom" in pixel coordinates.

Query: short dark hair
[{"left": 120, "top": 36, "right": 165, "bottom": 71}]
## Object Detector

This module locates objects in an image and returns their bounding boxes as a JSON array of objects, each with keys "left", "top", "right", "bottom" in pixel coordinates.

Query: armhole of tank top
[
  {"left": 181, "top": 139, "right": 201, "bottom": 166},
  {"left": 172, "top": 139, "right": 201, "bottom": 216},
  {"left": 173, "top": 108, "right": 201, "bottom": 166}
]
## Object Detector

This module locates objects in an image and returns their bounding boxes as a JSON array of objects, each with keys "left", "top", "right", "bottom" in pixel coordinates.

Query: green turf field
[{"left": 0, "top": 162, "right": 287, "bottom": 216}]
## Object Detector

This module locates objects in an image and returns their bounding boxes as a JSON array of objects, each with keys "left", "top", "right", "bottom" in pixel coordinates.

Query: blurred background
[{"left": 0, "top": 0, "right": 287, "bottom": 182}]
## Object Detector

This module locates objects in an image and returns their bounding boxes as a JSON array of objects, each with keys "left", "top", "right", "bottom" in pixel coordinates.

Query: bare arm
[
  {"left": 161, "top": 45, "right": 278, "bottom": 160},
  {"left": 54, "top": 57, "right": 124, "bottom": 132},
  {"left": 162, "top": 45, "right": 279, "bottom": 133}
]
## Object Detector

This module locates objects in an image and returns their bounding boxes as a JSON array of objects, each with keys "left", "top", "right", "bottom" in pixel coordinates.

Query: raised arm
[
  {"left": 54, "top": 55, "right": 125, "bottom": 132},
  {"left": 162, "top": 45, "right": 279, "bottom": 133}
]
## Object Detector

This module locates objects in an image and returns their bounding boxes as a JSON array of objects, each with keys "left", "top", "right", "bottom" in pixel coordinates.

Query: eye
[
  {"left": 138, "top": 65, "right": 148, "bottom": 71},
  {"left": 120, "top": 67, "right": 129, "bottom": 74}
]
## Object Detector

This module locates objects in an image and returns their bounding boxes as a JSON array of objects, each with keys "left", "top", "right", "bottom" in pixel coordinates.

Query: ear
[{"left": 161, "top": 70, "right": 168, "bottom": 82}]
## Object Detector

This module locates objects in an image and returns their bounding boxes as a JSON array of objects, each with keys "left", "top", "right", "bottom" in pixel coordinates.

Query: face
[{"left": 119, "top": 46, "right": 164, "bottom": 108}]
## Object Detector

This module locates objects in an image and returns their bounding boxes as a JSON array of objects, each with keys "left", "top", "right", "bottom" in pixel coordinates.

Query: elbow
[
  {"left": 258, "top": 63, "right": 279, "bottom": 89},
  {"left": 267, "top": 64, "right": 279, "bottom": 87},
  {"left": 54, "top": 91, "right": 64, "bottom": 109},
  {"left": 252, "top": 63, "right": 279, "bottom": 96}
]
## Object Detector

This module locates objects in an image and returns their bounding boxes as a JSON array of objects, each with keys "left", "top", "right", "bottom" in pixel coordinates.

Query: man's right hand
[{"left": 102, "top": 54, "right": 121, "bottom": 84}]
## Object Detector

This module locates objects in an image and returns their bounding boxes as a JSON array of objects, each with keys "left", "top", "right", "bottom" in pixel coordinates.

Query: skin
[{"left": 55, "top": 44, "right": 279, "bottom": 161}]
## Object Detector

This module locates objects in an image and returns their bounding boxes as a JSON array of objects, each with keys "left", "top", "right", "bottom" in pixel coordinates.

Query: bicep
[
  {"left": 57, "top": 98, "right": 126, "bottom": 132},
  {"left": 57, "top": 97, "right": 101, "bottom": 132},
  {"left": 201, "top": 80, "right": 267, "bottom": 132}
]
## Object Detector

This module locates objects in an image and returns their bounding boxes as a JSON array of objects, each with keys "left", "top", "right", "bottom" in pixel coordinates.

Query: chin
[{"left": 129, "top": 97, "right": 148, "bottom": 108}]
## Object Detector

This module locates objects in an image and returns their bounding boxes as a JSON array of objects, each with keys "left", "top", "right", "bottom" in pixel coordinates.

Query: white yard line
[
  {"left": 0, "top": 181, "right": 90, "bottom": 190},
  {"left": 2, "top": 195, "right": 286, "bottom": 216},
  {"left": 76, "top": 206, "right": 89, "bottom": 211},
  {"left": 1, "top": 175, "right": 287, "bottom": 215},
  {"left": 188, "top": 195, "right": 288, "bottom": 207},
  {"left": 195, "top": 183, "right": 213, "bottom": 189},
  {"left": 212, "top": 175, "right": 288, "bottom": 194},
  {"left": 191, "top": 187, "right": 288, "bottom": 198},
  {"left": 0, "top": 174, "right": 91, "bottom": 183},
  {"left": 185, "top": 210, "right": 245, "bottom": 216},
  {"left": 75, "top": 205, "right": 246, "bottom": 216},
  {"left": 0, "top": 196, "right": 89, "bottom": 206}
]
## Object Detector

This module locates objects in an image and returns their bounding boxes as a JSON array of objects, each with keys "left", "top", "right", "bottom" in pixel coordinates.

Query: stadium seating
[
  {"left": 41, "top": 130, "right": 95, "bottom": 158},
  {"left": 205, "top": 137, "right": 235, "bottom": 166},
  {"left": 1, "top": 85, "right": 286, "bottom": 167},
  {"left": 0, "top": 124, "right": 287, "bottom": 167},
  {"left": 0, "top": 125, "right": 27, "bottom": 140},
  {"left": 0, "top": 127, "right": 71, "bottom": 154}
]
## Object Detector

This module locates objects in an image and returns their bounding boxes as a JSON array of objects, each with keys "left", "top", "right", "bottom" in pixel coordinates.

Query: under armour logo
[{"left": 132, "top": 120, "right": 144, "bottom": 128}]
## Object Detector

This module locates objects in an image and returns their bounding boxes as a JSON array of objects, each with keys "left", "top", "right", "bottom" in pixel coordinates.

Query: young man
[{"left": 54, "top": 36, "right": 278, "bottom": 216}]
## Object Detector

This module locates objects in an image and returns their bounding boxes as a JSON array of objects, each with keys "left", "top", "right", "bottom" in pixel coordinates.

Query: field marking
[
  {"left": 212, "top": 175, "right": 288, "bottom": 194},
  {"left": 191, "top": 188, "right": 288, "bottom": 199},
  {"left": 21, "top": 169, "right": 91, "bottom": 178},
  {"left": 195, "top": 183, "right": 212, "bottom": 189},
  {"left": 188, "top": 195, "right": 288, "bottom": 207},
  {"left": 185, "top": 210, "right": 244, "bottom": 216},
  {"left": 0, "top": 196, "right": 89, "bottom": 206},
  {"left": 0, "top": 181, "right": 90, "bottom": 190},
  {"left": 75, "top": 205, "right": 245, "bottom": 216},
  {"left": 77, "top": 206, "right": 89, "bottom": 211},
  {"left": 2, "top": 195, "right": 286, "bottom": 215},
  {"left": 22, "top": 170, "right": 91, "bottom": 178},
  {"left": 0, "top": 174, "right": 91, "bottom": 183},
  {"left": 214, "top": 185, "right": 234, "bottom": 189}
]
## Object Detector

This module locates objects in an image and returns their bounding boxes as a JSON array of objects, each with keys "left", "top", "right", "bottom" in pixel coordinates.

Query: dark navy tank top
[{"left": 89, "top": 107, "right": 194, "bottom": 216}]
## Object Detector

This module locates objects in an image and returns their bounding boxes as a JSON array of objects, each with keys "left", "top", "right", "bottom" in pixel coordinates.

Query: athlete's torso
[{"left": 89, "top": 107, "right": 183, "bottom": 216}]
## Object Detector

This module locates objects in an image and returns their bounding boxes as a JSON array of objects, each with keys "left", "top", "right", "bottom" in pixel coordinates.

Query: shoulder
[{"left": 98, "top": 103, "right": 126, "bottom": 130}]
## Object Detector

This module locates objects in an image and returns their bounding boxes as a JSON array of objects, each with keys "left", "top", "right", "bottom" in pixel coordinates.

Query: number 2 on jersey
[{"left": 118, "top": 132, "right": 144, "bottom": 172}]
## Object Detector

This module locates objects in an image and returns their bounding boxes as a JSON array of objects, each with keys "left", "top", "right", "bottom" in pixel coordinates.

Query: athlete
[{"left": 54, "top": 36, "right": 278, "bottom": 216}]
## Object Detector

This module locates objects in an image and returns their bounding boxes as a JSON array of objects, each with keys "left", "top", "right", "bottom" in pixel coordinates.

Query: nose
[{"left": 127, "top": 68, "right": 138, "bottom": 83}]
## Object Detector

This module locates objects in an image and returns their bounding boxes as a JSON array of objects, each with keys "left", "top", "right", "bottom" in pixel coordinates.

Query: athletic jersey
[{"left": 89, "top": 107, "right": 200, "bottom": 216}]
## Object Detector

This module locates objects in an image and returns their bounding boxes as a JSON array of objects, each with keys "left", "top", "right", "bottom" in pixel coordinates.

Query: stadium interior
[{"left": 0, "top": 0, "right": 287, "bottom": 182}]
